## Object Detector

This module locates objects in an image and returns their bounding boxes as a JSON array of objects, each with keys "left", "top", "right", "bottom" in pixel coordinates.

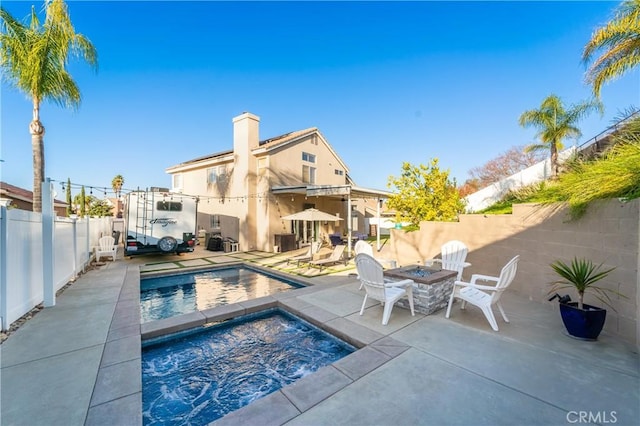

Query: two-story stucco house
[{"left": 165, "top": 112, "right": 390, "bottom": 254}]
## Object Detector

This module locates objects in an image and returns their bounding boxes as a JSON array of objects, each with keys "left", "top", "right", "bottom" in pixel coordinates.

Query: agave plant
[{"left": 549, "top": 257, "right": 617, "bottom": 310}]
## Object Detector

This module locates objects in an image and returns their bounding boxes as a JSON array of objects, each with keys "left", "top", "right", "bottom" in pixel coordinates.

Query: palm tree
[
  {"left": 111, "top": 174, "right": 124, "bottom": 217},
  {"left": 583, "top": 0, "right": 640, "bottom": 98},
  {"left": 519, "top": 94, "right": 603, "bottom": 179},
  {"left": 111, "top": 175, "right": 124, "bottom": 198},
  {"left": 0, "top": 0, "right": 97, "bottom": 212}
]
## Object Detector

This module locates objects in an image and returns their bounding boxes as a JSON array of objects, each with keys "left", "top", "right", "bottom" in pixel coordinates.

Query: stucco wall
[
  {"left": 267, "top": 133, "right": 348, "bottom": 187},
  {"left": 389, "top": 199, "right": 640, "bottom": 346}
]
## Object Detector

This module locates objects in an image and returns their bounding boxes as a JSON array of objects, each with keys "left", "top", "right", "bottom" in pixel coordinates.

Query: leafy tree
[
  {"left": 583, "top": 0, "right": 640, "bottom": 98},
  {"left": 466, "top": 145, "right": 546, "bottom": 191},
  {"left": 88, "top": 199, "right": 113, "bottom": 217},
  {"left": 0, "top": 0, "right": 97, "bottom": 212},
  {"left": 519, "top": 94, "right": 603, "bottom": 179},
  {"left": 73, "top": 190, "right": 100, "bottom": 215},
  {"left": 65, "top": 177, "right": 72, "bottom": 216},
  {"left": 386, "top": 159, "right": 464, "bottom": 227},
  {"left": 458, "top": 178, "right": 480, "bottom": 198},
  {"left": 77, "top": 186, "right": 86, "bottom": 217}
]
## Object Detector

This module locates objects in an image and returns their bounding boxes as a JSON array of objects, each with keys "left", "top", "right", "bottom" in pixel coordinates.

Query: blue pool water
[
  {"left": 140, "top": 267, "right": 303, "bottom": 322},
  {"left": 142, "top": 309, "right": 355, "bottom": 425}
]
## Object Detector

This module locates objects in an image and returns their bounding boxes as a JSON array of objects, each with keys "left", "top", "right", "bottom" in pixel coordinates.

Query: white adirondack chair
[
  {"left": 425, "top": 240, "right": 470, "bottom": 281},
  {"left": 355, "top": 253, "right": 415, "bottom": 325},
  {"left": 95, "top": 235, "right": 117, "bottom": 262},
  {"left": 354, "top": 240, "right": 373, "bottom": 256},
  {"left": 445, "top": 255, "right": 520, "bottom": 331},
  {"left": 355, "top": 240, "right": 375, "bottom": 288}
]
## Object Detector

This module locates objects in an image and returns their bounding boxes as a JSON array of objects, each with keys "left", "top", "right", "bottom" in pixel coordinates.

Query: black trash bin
[
  {"left": 207, "top": 234, "right": 223, "bottom": 251},
  {"left": 112, "top": 230, "right": 121, "bottom": 245}
]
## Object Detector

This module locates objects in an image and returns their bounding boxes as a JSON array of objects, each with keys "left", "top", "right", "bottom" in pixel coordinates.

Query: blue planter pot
[{"left": 559, "top": 302, "right": 606, "bottom": 341}]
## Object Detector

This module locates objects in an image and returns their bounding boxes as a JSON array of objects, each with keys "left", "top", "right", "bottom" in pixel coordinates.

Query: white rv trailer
[{"left": 124, "top": 188, "right": 198, "bottom": 256}]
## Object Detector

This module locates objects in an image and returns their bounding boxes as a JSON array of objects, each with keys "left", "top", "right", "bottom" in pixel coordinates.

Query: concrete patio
[{"left": 0, "top": 248, "right": 638, "bottom": 426}]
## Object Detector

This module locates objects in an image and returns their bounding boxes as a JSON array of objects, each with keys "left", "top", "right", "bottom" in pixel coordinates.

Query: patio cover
[{"left": 281, "top": 208, "right": 343, "bottom": 222}]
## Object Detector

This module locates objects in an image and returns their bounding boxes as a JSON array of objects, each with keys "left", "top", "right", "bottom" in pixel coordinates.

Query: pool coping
[{"left": 86, "top": 263, "right": 411, "bottom": 425}]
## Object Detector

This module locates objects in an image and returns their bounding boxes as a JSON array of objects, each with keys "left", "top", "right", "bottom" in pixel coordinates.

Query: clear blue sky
[{"left": 1, "top": 0, "right": 638, "bottom": 198}]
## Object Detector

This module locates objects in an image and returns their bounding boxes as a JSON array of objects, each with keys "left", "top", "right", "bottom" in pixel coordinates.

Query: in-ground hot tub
[{"left": 384, "top": 265, "right": 457, "bottom": 315}]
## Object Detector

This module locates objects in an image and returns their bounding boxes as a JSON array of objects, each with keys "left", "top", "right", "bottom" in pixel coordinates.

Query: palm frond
[
  {"left": 583, "top": 0, "right": 640, "bottom": 96},
  {"left": 0, "top": 0, "right": 96, "bottom": 108}
]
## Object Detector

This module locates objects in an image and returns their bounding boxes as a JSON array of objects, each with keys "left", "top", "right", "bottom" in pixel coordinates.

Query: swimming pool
[
  {"left": 141, "top": 309, "right": 355, "bottom": 425},
  {"left": 140, "top": 266, "right": 304, "bottom": 322}
]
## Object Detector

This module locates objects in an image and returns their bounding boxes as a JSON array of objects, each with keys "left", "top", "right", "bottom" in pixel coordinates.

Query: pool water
[
  {"left": 141, "top": 309, "right": 355, "bottom": 425},
  {"left": 140, "top": 267, "right": 303, "bottom": 322}
]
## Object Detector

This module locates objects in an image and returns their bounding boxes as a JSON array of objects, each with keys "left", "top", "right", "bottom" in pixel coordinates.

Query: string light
[{"left": 48, "top": 178, "right": 387, "bottom": 204}]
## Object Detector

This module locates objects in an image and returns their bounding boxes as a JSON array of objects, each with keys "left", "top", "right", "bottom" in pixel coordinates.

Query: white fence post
[
  {"left": 86, "top": 215, "right": 91, "bottom": 261},
  {"left": 0, "top": 200, "right": 10, "bottom": 330},
  {"left": 42, "top": 178, "right": 55, "bottom": 307},
  {"left": 71, "top": 216, "right": 78, "bottom": 277}
]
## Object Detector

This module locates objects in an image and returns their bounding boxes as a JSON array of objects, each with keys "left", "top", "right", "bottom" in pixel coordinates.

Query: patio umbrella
[{"left": 281, "top": 208, "right": 342, "bottom": 251}]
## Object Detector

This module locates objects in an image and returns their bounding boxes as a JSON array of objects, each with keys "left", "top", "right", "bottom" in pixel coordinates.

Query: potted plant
[{"left": 548, "top": 257, "right": 618, "bottom": 340}]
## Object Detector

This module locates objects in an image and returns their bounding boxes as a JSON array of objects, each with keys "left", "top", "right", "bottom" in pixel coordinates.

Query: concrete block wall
[{"left": 389, "top": 199, "right": 640, "bottom": 346}]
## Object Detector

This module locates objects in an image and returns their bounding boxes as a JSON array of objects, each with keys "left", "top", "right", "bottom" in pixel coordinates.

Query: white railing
[{"left": 0, "top": 185, "right": 112, "bottom": 331}]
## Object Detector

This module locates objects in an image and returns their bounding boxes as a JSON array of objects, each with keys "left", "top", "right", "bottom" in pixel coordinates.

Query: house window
[
  {"left": 211, "top": 214, "right": 221, "bottom": 228},
  {"left": 302, "top": 152, "right": 316, "bottom": 163},
  {"left": 207, "top": 166, "right": 227, "bottom": 184},
  {"left": 172, "top": 174, "right": 183, "bottom": 191},
  {"left": 334, "top": 169, "right": 343, "bottom": 176},
  {"left": 207, "top": 168, "right": 216, "bottom": 184},
  {"left": 303, "top": 165, "right": 316, "bottom": 184}
]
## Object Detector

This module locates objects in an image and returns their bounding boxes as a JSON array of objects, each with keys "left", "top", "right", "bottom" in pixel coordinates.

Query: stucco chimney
[
  {"left": 231, "top": 112, "right": 260, "bottom": 251},
  {"left": 233, "top": 112, "right": 260, "bottom": 153}
]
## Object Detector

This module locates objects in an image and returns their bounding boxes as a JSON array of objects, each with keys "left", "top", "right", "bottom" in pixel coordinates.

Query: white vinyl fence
[
  {"left": 0, "top": 180, "right": 112, "bottom": 331},
  {"left": 464, "top": 147, "right": 576, "bottom": 213}
]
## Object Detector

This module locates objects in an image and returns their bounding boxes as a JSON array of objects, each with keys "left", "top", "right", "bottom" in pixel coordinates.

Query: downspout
[{"left": 347, "top": 195, "right": 352, "bottom": 257}]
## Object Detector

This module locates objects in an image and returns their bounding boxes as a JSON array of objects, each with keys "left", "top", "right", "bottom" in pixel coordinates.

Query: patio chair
[
  {"left": 95, "top": 235, "right": 117, "bottom": 262},
  {"left": 445, "top": 255, "right": 519, "bottom": 331},
  {"left": 287, "top": 241, "right": 322, "bottom": 266},
  {"left": 309, "top": 244, "right": 346, "bottom": 271},
  {"left": 425, "top": 240, "right": 470, "bottom": 281},
  {"left": 355, "top": 240, "right": 373, "bottom": 289},
  {"left": 354, "top": 240, "right": 373, "bottom": 256},
  {"left": 355, "top": 253, "right": 415, "bottom": 325},
  {"left": 329, "top": 234, "right": 343, "bottom": 247}
]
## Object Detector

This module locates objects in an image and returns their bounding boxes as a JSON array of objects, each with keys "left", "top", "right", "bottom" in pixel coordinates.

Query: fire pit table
[{"left": 384, "top": 265, "right": 457, "bottom": 315}]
